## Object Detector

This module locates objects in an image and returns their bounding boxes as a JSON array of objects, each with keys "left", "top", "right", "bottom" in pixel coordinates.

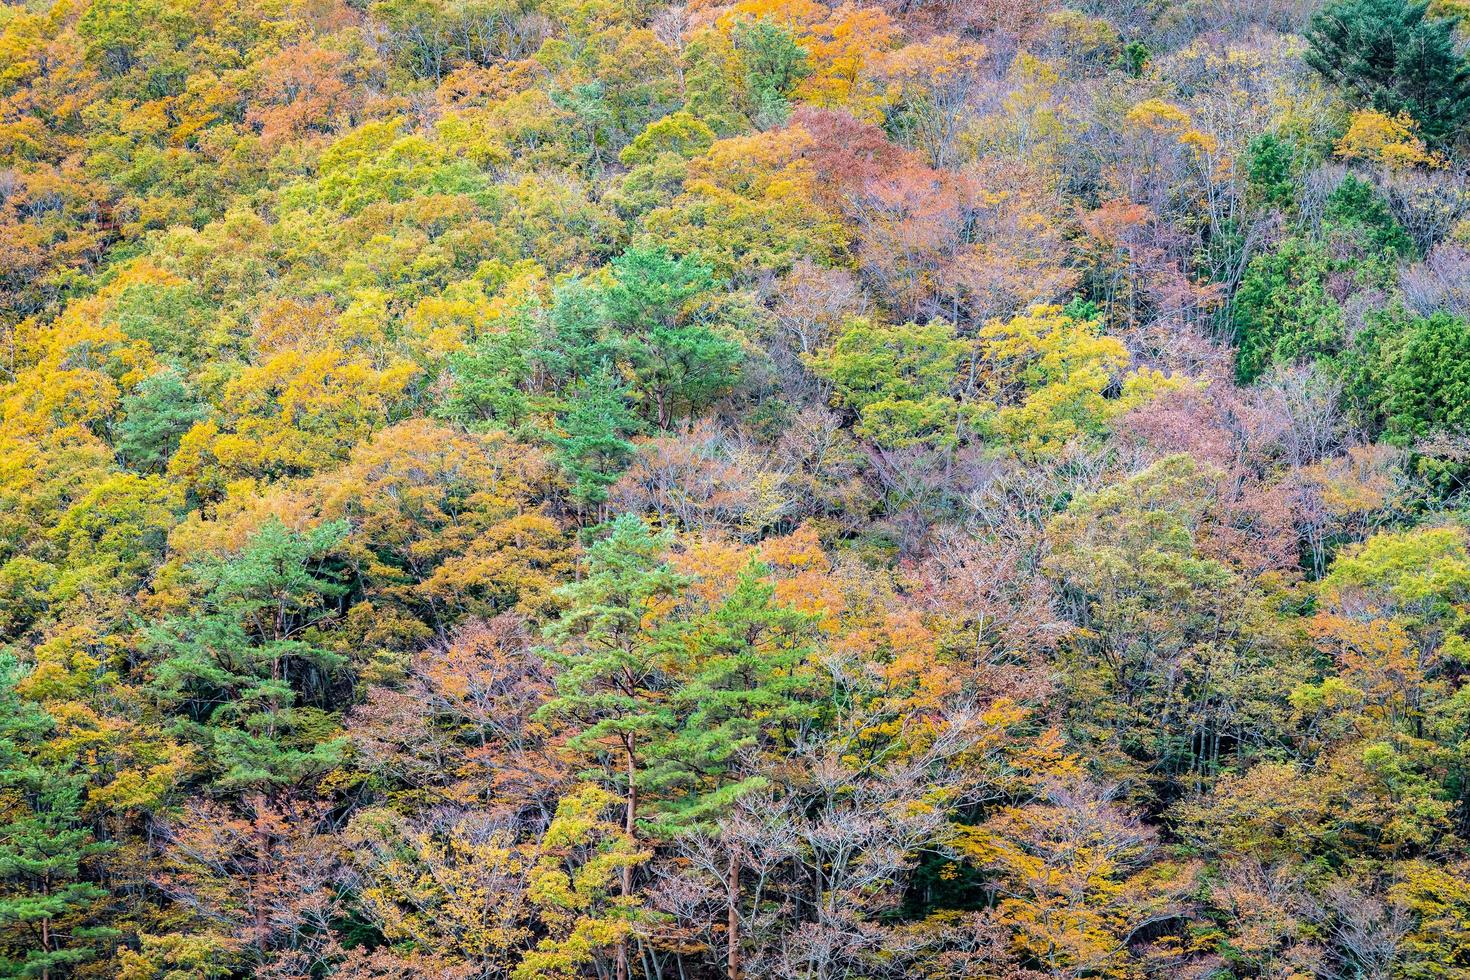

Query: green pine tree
[
  {"left": 0, "top": 656, "right": 116, "bottom": 979},
  {"left": 649, "top": 562, "right": 817, "bottom": 832},
  {"left": 551, "top": 369, "right": 642, "bottom": 516},
  {"left": 116, "top": 369, "right": 208, "bottom": 473},
  {"left": 536, "top": 515, "right": 688, "bottom": 980},
  {"left": 1306, "top": 0, "right": 1470, "bottom": 143},
  {"left": 648, "top": 562, "right": 818, "bottom": 980},
  {"left": 538, "top": 515, "right": 686, "bottom": 839},
  {"left": 144, "top": 518, "right": 350, "bottom": 794},
  {"left": 604, "top": 246, "right": 744, "bottom": 428},
  {"left": 437, "top": 314, "right": 534, "bottom": 429},
  {"left": 540, "top": 278, "right": 619, "bottom": 387},
  {"left": 603, "top": 246, "right": 714, "bottom": 335},
  {"left": 731, "top": 17, "right": 811, "bottom": 128}
]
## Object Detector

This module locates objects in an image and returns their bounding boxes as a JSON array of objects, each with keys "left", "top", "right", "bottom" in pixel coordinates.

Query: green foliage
[
  {"left": 604, "top": 246, "right": 714, "bottom": 335},
  {"left": 1383, "top": 311, "right": 1470, "bottom": 443},
  {"left": 1117, "top": 41, "right": 1150, "bottom": 78},
  {"left": 437, "top": 321, "right": 535, "bottom": 429},
  {"left": 681, "top": 30, "right": 746, "bottom": 135},
  {"left": 105, "top": 280, "right": 214, "bottom": 368},
  {"left": 811, "top": 317, "right": 969, "bottom": 449},
  {"left": 648, "top": 562, "right": 818, "bottom": 833},
  {"left": 1306, "top": 0, "right": 1470, "bottom": 143},
  {"left": 579, "top": 247, "right": 747, "bottom": 427},
  {"left": 634, "top": 320, "right": 744, "bottom": 428},
  {"left": 1323, "top": 525, "right": 1470, "bottom": 624},
  {"left": 1229, "top": 195, "right": 1405, "bottom": 389},
  {"left": 542, "top": 279, "right": 619, "bottom": 385},
  {"left": 619, "top": 112, "right": 716, "bottom": 167},
  {"left": 732, "top": 17, "right": 811, "bottom": 128},
  {"left": 1232, "top": 236, "right": 1346, "bottom": 383},
  {"left": 116, "top": 369, "right": 208, "bottom": 472},
  {"left": 1245, "top": 132, "right": 1298, "bottom": 209},
  {"left": 1323, "top": 173, "right": 1415, "bottom": 258},
  {"left": 48, "top": 472, "right": 181, "bottom": 605},
  {"left": 550, "top": 369, "right": 641, "bottom": 511},
  {"left": 538, "top": 515, "right": 686, "bottom": 817}
]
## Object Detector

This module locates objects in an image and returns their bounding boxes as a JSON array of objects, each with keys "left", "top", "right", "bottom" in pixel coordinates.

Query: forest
[{"left": 5, "top": 0, "right": 1470, "bottom": 976}]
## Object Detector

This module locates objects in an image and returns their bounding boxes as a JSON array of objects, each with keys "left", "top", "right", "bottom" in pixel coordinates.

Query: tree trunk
[
  {"left": 727, "top": 851, "right": 741, "bottom": 980},
  {"left": 254, "top": 809, "right": 272, "bottom": 950},
  {"left": 618, "top": 738, "right": 638, "bottom": 980}
]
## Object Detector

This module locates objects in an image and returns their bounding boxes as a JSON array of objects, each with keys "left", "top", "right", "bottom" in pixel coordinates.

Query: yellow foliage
[
  {"left": 1125, "top": 97, "right": 1191, "bottom": 132},
  {"left": 977, "top": 304, "right": 1187, "bottom": 456},
  {"left": 168, "top": 347, "right": 417, "bottom": 492},
  {"left": 724, "top": 0, "right": 899, "bottom": 120},
  {"left": 644, "top": 126, "right": 844, "bottom": 278},
  {"left": 1336, "top": 109, "right": 1443, "bottom": 170},
  {"left": 1, "top": 259, "right": 177, "bottom": 440}
]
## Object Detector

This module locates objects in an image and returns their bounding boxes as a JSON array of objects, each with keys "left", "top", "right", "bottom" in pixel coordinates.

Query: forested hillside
[{"left": 5, "top": 0, "right": 1470, "bottom": 976}]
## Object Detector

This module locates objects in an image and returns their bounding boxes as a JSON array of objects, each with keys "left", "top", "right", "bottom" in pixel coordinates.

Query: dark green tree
[
  {"left": 605, "top": 247, "right": 744, "bottom": 427},
  {"left": 550, "top": 368, "right": 641, "bottom": 515},
  {"left": 603, "top": 246, "right": 714, "bottom": 335},
  {"left": 536, "top": 515, "right": 687, "bottom": 980},
  {"left": 0, "top": 657, "right": 116, "bottom": 979},
  {"left": 649, "top": 563, "right": 818, "bottom": 832},
  {"left": 1323, "top": 173, "right": 1416, "bottom": 258},
  {"left": 1384, "top": 311, "right": 1470, "bottom": 443},
  {"left": 1117, "top": 41, "right": 1150, "bottom": 79},
  {"left": 539, "top": 515, "right": 686, "bottom": 832},
  {"left": 116, "top": 369, "right": 208, "bottom": 473},
  {"left": 436, "top": 317, "right": 534, "bottom": 429},
  {"left": 1306, "top": 0, "right": 1470, "bottom": 143},
  {"left": 538, "top": 278, "right": 623, "bottom": 391},
  {"left": 1232, "top": 237, "right": 1345, "bottom": 383},
  {"left": 637, "top": 323, "right": 744, "bottom": 429},
  {"left": 1245, "top": 133, "right": 1298, "bottom": 210},
  {"left": 1232, "top": 194, "right": 1405, "bottom": 385},
  {"left": 648, "top": 562, "right": 818, "bottom": 980},
  {"left": 731, "top": 17, "right": 811, "bottom": 128},
  {"left": 144, "top": 518, "right": 350, "bottom": 793}
]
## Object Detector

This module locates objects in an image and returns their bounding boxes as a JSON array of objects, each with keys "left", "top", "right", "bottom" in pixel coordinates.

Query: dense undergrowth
[{"left": 6, "top": 0, "right": 1470, "bottom": 977}]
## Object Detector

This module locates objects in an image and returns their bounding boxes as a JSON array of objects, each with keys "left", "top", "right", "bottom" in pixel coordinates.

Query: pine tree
[
  {"left": 144, "top": 518, "right": 351, "bottom": 794},
  {"left": 550, "top": 370, "right": 641, "bottom": 516},
  {"left": 536, "top": 515, "right": 687, "bottom": 980},
  {"left": 438, "top": 317, "right": 534, "bottom": 429},
  {"left": 116, "top": 369, "right": 208, "bottom": 473},
  {"left": 731, "top": 17, "right": 811, "bottom": 127},
  {"left": 647, "top": 562, "right": 818, "bottom": 980},
  {"left": 603, "top": 247, "right": 714, "bottom": 335},
  {"left": 605, "top": 246, "right": 743, "bottom": 428},
  {"left": 0, "top": 656, "right": 115, "bottom": 979},
  {"left": 1306, "top": 0, "right": 1470, "bottom": 143},
  {"left": 649, "top": 562, "right": 818, "bottom": 832}
]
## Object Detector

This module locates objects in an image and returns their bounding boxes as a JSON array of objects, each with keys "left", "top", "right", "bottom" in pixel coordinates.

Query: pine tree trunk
[
  {"left": 619, "top": 737, "right": 638, "bottom": 980},
  {"left": 255, "top": 811, "right": 271, "bottom": 950}
]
